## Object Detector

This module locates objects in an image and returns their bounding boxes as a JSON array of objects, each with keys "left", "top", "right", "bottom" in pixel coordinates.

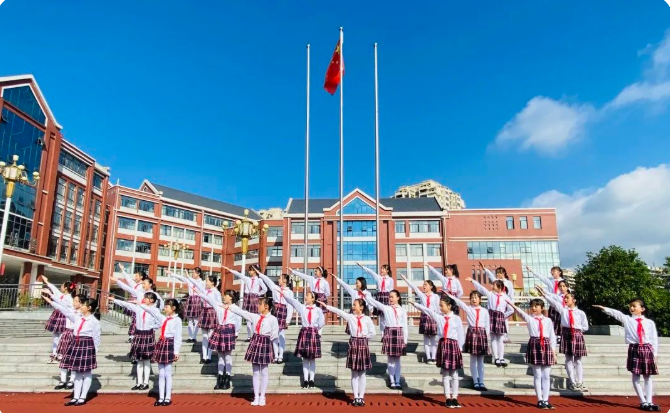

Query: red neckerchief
[
  {"left": 256, "top": 315, "right": 265, "bottom": 334},
  {"left": 160, "top": 317, "right": 173, "bottom": 340}
]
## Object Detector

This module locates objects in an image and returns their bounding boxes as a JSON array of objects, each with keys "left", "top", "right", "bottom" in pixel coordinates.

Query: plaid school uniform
[
  {"left": 185, "top": 294, "right": 203, "bottom": 320},
  {"left": 199, "top": 306, "right": 217, "bottom": 330},
  {"left": 242, "top": 293, "right": 260, "bottom": 313},
  {"left": 245, "top": 334, "right": 274, "bottom": 365},
  {"left": 124, "top": 309, "right": 137, "bottom": 336},
  {"left": 548, "top": 307, "right": 562, "bottom": 337},
  {"left": 464, "top": 326, "right": 490, "bottom": 356},
  {"left": 131, "top": 329, "right": 156, "bottom": 360},
  {"left": 419, "top": 313, "right": 438, "bottom": 336},
  {"left": 64, "top": 336, "right": 97, "bottom": 372},
  {"left": 627, "top": 343, "right": 659, "bottom": 376},
  {"left": 488, "top": 309, "right": 507, "bottom": 335},
  {"left": 347, "top": 337, "right": 372, "bottom": 372},
  {"left": 45, "top": 310, "right": 67, "bottom": 334},
  {"left": 526, "top": 337, "right": 556, "bottom": 366},
  {"left": 273, "top": 303, "right": 289, "bottom": 330},
  {"left": 209, "top": 324, "right": 237, "bottom": 353},
  {"left": 372, "top": 291, "right": 390, "bottom": 316},
  {"left": 152, "top": 337, "right": 175, "bottom": 364},
  {"left": 315, "top": 292, "right": 329, "bottom": 314},
  {"left": 295, "top": 326, "right": 322, "bottom": 359},
  {"left": 436, "top": 338, "right": 463, "bottom": 370},
  {"left": 57, "top": 330, "right": 75, "bottom": 369},
  {"left": 382, "top": 326, "right": 406, "bottom": 357},
  {"left": 560, "top": 327, "right": 587, "bottom": 357}
]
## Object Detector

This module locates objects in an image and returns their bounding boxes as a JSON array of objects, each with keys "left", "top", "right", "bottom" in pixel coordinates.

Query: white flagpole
[
  {"left": 374, "top": 43, "right": 380, "bottom": 274},
  {"left": 338, "top": 27, "right": 345, "bottom": 311},
  {"left": 304, "top": 44, "right": 310, "bottom": 280}
]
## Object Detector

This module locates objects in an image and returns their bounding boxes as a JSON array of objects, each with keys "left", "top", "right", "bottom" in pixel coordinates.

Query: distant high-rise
[{"left": 393, "top": 180, "right": 465, "bottom": 210}]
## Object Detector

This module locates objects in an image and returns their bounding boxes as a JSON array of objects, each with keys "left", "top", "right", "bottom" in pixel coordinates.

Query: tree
[{"left": 575, "top": 245, "right": 670, "bottom": 336}]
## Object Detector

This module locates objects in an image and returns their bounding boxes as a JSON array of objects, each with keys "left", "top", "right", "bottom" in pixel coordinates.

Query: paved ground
[{"left": 0, "top": 393, "right": 665, "bottom": 412}]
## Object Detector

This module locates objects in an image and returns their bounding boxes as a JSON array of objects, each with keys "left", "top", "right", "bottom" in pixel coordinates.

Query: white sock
[
  {"left": 273, "top": 341, "right": 280, "bottom": 360},
  {"left": 532, "top": 365, "right": 542, "bottom": 401},
  {"left": 497, "top": 336, "right": 505, "bottom": 361},
  {"left": 359, "top": 371, "right": 366, "bottom": 399},
  {"left": 632, "top": 374, "right": 646, "bottom": 404},
  {"left": 644, "top": 375, "right": 653, "bottom": 405},
  {"left": 477, "top": 356, "right": 485, "bottom": 384},
  {"left": 137, "top": 359, "right": 145, "bottom": 384},
  {"left": 187, "top": 320, "right": 195, "bottom": 340},
  {"left": 81, "top": 371, "right": 92, "bottom": 401},
  {"left": 165, "top": 364, "right": 173, "bottom": 400},
  {"left": 423, "top": 336, "right": 431, "bottom": 360},
  {"left": 450, "top": 369, "right": 459, "bottom": 398},
  {"left": 541, "top": 366, "right": 551, "bottom": 401},
  {"left": 247, "top": 323, "right": 253, "bottom": 340},
  {"left": 442, "top": 369, "right": 451, "bottom": 398},
  {"left": 201, "top": 330, "right": 210, "bottom": 359},
  {"left": 225, "top": 352, "right": 233, "bottom": 374},
  {"left": 278, "top": 330, "right": 286, "bottom": 359},
  {"left": 159, "top": 364, "right": 166, "bottom": 400},
  {"left": 575, "top": 357, "right": 584, "bottom": 383},
  {"left": 351, "top": 371, "right": 359, "bottom": 399},
  {"left": 565, "top": 355, "right": 575, "bottom": 385},
  {"left": 52, "top": 333, "right": 61, "bottom": 356},
  {"left": 260, "top": 364, "right": 269, "bottom": 399},
  {"left": 302, "top": 360, "right": 310, "bottom": 381},
  {"left": 60, "top": 368, "right": 68, "bottom": 383},
  {"left": 309, "top": 358, "right": 316, "bottom": 381},
  {"left": 218, "top": 355, "right": 225, "bottom": 375},
  {"left": 143, "top": 359, "right": 151, "bottom": 384},
  {"left": 395, "top": 357, "right": 402, "bottom": 385},
  {"left": 73, "top": 372, "right": 84, "bottom": 400},
  {"left": 252, "top": 364, "right": 261, "bottom": 400},
  {"left": 490, "top": 334, "right": 500, "bottom": 360},
  {"left": 430, "top": 336, "right": 438, "bottom": 360},
  {"left": 469, "top": 356, "right": 480, "bottom": 384},
  {"left": 387, "top": 358, "right": 396, "bottom": 385}
]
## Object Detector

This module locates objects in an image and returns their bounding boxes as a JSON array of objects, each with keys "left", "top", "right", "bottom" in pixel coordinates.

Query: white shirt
[
  {"left": 544, "top": 295, "right": 589, "bottom": 332},
  {"left": 230, "top": 270, "right": 269, "bottom": 296},
  {"left": 198, "top": 290, "right": 242, "bottom": 331},
  {"left": 116, "top": 278, "right": 146, "bottom": 301},
  {"left": 256, "top": 272, "right": 295, "bottom": 323},
  {"left": 429, "top": 266, "right": 464, "bottom": 298},
  {"left": 406, "top": 282, "right": 441, "bottom": 313},
  {"left": 602, "top": 308, "right": 659, "bottom": 355},
  {"left": 52, "top": 300, "right": 101, "bottom": 352},
  {"left": 48, "top": 283, "right": 75, "bottom": 330},
  {"left": 113, "top": 299, "right": 161, "bottom": 331},
  {"left": 228, "top": 304, "right": 279, "bottom": 342},
  {"left": 472, "top": 280, "right": 509, "bottom": 313},
  {"left": 532, "top": 271, "right": 565, "bottom": 295},
  {"left": 325, "top": 305, "right": 376, "bottom": 339},
  {"left": 175, "top": 274, "right": 222, "bottom": 308},
  {"left": 141, "top": 304, "right": 183, "bottom": 355},
  {"left": 451, "top": 296, "right": 490, "bottom": 330},
  {"left": 515, "top": 310, "right": 558, "bottom": 351},
  {"left": 365, "top": 295, "right": 408, "bottom": 344},
  {"left": 361, "top": 266, "right": 394, "bottom": 293},
  {"left": 414, "top": 304, "right": 465, "bottom": 348},
  {"left": 291, "top": 270, "right": 330, "bottom": 297},
  {"left": 335, "top": 277, "right": 373, "bottom": 301},
  {"left": 283, "top": 294, "right": 325, "bottom": 329},
  {"left": 484, "top": 268, "right": 515, "bottom": 301}
]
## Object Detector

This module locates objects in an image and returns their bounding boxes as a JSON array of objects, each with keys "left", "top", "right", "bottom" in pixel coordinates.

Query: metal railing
[{"left": 0, "top": 284, "right": 52, "bottom": 311}]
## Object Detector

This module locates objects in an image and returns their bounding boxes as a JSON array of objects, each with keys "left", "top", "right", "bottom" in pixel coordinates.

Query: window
[
  {"left": 395, "top": 222, "right": 406, "bottom": 234},
  {"left": 342, "top": 197, "right": 375, "bottom": 214},
  {"left": 59, "top": 151, "right": 88, "bottom": 177},
  {"left": 94, "top": 201, "right": 101, "bottom": 218},
  {"left": 70, "top": 242, "right": 78, "bottom": 264},
  {"left": 520, "top": 216, "right": 528, "bottom": 230},
  {"left": 139, "top": 200, "right": 154, "bottom": 213},
  {"left": 134, "top": 263, "right": 150, "bottom": 275},
  {"left": 337, "top": 221, "right": 377, "bottom": 237},
  {"left": 213, "top": 253, "right": 222, "bottom": 263},
  {"left": 64, "top": 211, "right": 73, "bottom": 232},
  {"left": 266, "top": 266, "right": 282, "bottom": 278},
  {"left": 52, "top": 206, "right": 63, "bottom": 228},
  {"left": 60, "top": 240, "right": 69, "bottom": 262},
  {"left": 410, "top": 268, "right": 425, "bottom": 281},
  {"left": 291, "top": 245, "right": 321, "bottom": 258},
  {"left": 135, "top": 241, "right": 151, "bottom": 254},
  {"left": 74, "top": 215, "right": 82, "bottom": 236},
  {"left": 410, "top": 244, "right": 423, "bottom": 257},
  {"left": 137, "top": 221, "right": 153, "bottom": 234},
  {"left": 87, "top": 250, "right": 96, "bottom": 269},
  {"left": 67, "top": 185, "right": 75, "bottom": 206},
  {"left": 204, "top": 215, "right": 224, "bottom": 227},
  {"left": 184, "top": 229, "right": 196, "bottom": 241},
  {"left": 158, "top": 245, "right": 170, "bottom": 257},
  {"left": 395, "top": 244, "right": 407, "bottom": 257},
  {"left": 2, "top": 85, "right": 46, "bottom": 124},
  {"left": 93, "top": 173, "right": 104, "bottom": 190},
  {"left": 426, "top": 244, "right": 441, "bottom": 257},
  {"left": 56, "top": 178, "right": 66, "bottom": 202},
  {"left": 506, "top": 216, "right": 514, "bottom": 230},
  {"left": 156, "top": 266, "right": 169, "bottom": 278},
  {"left": 267, "top": 226, "right": 283, "bottom": 238},
  {"left": 427, "top": 266, "right": 442, "bottom": 281},
  {"left": 76, "top": 188, "right": 85, "bottom": 209},
  {"left": 203, "top": 233, "right": 223, "bottom": 245},
  {"left": 118, "top": 217, "right": 135, "bottom": 230},
  {"left": 341, "top": 264, "right": 377, "bottom": 285},
  {"left": 409, "top": 220, "right": 439, "bottom": 233},
  {"left": 267, "top": 246, "right": 283, "bottom": 257},
  {"left": 202, "top": 251, "right": 211, "bottom": 262},
  {"left": 533, "top": 216, "right": 542, "bottom": 229},
  {"left": 90, "top": 224, "right": 99, "bottom": 243},
  {"left": 162, "top": 205, "right": 196, "bottom": 221},
  {"left": 160, "top": 225, "right": 171, "bottom": 236},
  {"left": 338, "top": 241, "right": 377, "bottom": 261},
  {"left": 173, "top": 227, "right": 184, "bottom": 239},
  {"left": 121, "top": 196, "right": 137, "bottom": 209},
  {"left": 183, "top": 249, "right": 194, "bottom": 260},
  {"left": 291, "top": 221, "right": 320, "bottom": 234},
  {"left": 116, "top": 239, "right": 133, "bottom": 252},
  {"left": 48, "top": 236, "right": 58, "bottom": 258}
]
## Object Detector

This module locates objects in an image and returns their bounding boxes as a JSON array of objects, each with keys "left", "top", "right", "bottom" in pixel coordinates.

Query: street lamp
[
  {"left": 0, "top": 155, "right": 39, "bottom": 264},
  {"left": 168, "top": 240, "right": 185, "bottom": 297},
  {"left": 226, "top": 209, "right": 268, "bottom": 304}
]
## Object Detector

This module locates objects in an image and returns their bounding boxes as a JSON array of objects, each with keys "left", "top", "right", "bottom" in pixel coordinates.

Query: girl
[
  {"left": 537, "top": 286, "right": 589, "bottom": 392},
  {"left": 481, "top": 263, "right": 515, "bottom": 343},
  {"left": 119, "top": 264, "right": 150, "bottom": 343},
  {"left": 174, "top": 273, "right": 221, "bottom": 364},
  {"left": 256, "top": 271, "right": 295, "bottom": 364},
  {"left": 111, "top": 290, "right": 161, "bottom": 390},
  {"left": 467, "top": 278, "right": 510, "bottom": 367},
  {"left": 334, "top": 275, "right": 371, "bottom": 335},
  {"left": 593, "top": 300, "right": 659, "bottom": 412},
  {"left": 529, "top": 266, "right": 565, "bottom": 296},
  {"left": 46, "top": 290, "right": 84, "bottom": 390},
  {"left": 322, "top": 300, "right": 375, "bottom": 407},
  {"left": 228, "top": 265, "right": 268, "bottom": 342},
  {"left": 451, "top": 291, "right": 491, "bottom": 391},
  {"left": 117, "top": 273, "right": 159, "bottom": 362},
  {"left": 45, "top": 295, "right": 101, "bottom": 407},
  {"left": 291, "top": 267, "right": 331, "bottom": 315},
  {"left": 283, "top": 291, "right": 324, "bottom": 389},
  {"left": 195, "top": 288, "right": 241, "bottom": 390},
  {"left": 358, "top": 263, "right": 394, "bottom": 332},
  {"left": 365, "top": 289, "right": 408, "bottom": 390},
  {"left": 507, "top": 298, "right": 557, "bottom": 410},
  {"left": 140, "top": 298, "right": 183, "bottom": 406},
  {"left": 184, "top": 267, "right": 205, "bottom": 343},
  {"left": 42, "top": 277, "right": 75, "bottom": 363},
  {"left": 226, "top": 298, "right": 279, "bottom": 406},
  {"left": 428, "top": 264, "right": 464, "bottom": 315},
  {"left": 543, "top": 280, "right": 570, "bottom": 342},
  {"left": 398, "top": 272, "right": 439, "bottom": 363}
]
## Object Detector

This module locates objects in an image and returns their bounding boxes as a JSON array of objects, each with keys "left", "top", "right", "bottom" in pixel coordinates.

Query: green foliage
[{"left": 576, "top": 246, "right": 670, "bottom": 336}]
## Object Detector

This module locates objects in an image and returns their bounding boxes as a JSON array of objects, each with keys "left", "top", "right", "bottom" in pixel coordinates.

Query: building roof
[
  {"left": 0, "top": 74, "right": 63, "bottom": 129},
  {"left": 286, "top": 196, "right": 443, "bottom": 214}
]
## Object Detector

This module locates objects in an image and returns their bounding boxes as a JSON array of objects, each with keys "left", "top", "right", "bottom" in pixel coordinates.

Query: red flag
[{"left": 324, "top": 40, "right": 344, "bottom": 95}]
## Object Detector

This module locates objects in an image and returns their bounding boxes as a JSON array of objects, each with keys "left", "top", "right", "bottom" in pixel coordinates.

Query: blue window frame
[
  {"left": 337, "top": 221, "right": 377, "bottom": 237},
  {"left": 342, "top": 197, "right": 375, "bottom": 215},
  {"left": 2, "top": 86, "right": 46, "bottom": 125}
]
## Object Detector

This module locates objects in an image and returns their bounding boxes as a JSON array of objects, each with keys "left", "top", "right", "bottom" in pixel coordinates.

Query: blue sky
[{"left": 2, "top": 1, "right": 670, "bottom": 266}]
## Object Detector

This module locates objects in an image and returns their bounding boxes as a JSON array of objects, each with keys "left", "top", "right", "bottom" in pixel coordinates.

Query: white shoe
[
  {"left": 579, "top": 382, "right": 589, "bottom": 391},
  {"left": 251, "top": 398, "right": 259, "bottom": 406},
  {"left": 259, "top": 397, "right": 266, "bottom": 406}
]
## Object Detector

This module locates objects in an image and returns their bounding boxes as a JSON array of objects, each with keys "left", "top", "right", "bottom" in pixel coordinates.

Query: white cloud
[
  {"left": 608, "top": 81, "right": 670, "bottom": 108},
  {"left": 494, "top": 97, "right": 593, "bottom": 154},
  {"left": 527, "top": 164, "right": 670, "bottom": 268}
]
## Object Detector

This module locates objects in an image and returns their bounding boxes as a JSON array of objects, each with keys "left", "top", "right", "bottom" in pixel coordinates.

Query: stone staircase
[{"left": 0, "top": 323, "right": 667, "bottom": 396}]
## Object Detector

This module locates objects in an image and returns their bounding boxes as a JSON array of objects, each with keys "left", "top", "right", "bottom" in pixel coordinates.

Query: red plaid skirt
[
  {"left": 373, "top": 291, "right": 390, "bottom": 316},
  {"left": 45, "top": 310, "right": 67, "bottom": 334},
  {"left": 488, "top": 309, "right": 507, "bottom": 335},
  {"left": 315, "top": 293, "right": 328, "bottom": 314},
  {"left": 627, "top": 343, "right": 658, "bottom": 376},
  {"left": 131, "top": 329, "right": 156, "bottom": 360},
  {"left": 152, "top": 337, "right": 176, "bottom": 364},
  {"left": 185, "top": 295, "right": 204, "bottom": 320},
  {"left": 347, "top": 337, "right": 372, "bottom": 372},
  {"left": 560, "top": 327, "right": 587, "bottom": 357},
  {"left": 242, "top": 293, "right": 260, "bottom": 313},
  {"left": 199, "top": 306, "right": 217, "bottom": 330},
  {"left": 244, "top": 334, "right": 274, "bottom": 365},
  {"left": 62, "top": 336, "right": 97, "bottom": 372},
  {"left": 548, "top": 307, "right": 562, "bottom": 336},
  {"left": 295, "top": 326, "right": 322, "bottom": 359},
  {"left": 125, "top": 309, "right": 137, "bottom": 336},
  {"left": 209, "top": 324, "right": 236, "bottom": 353},
  {"left": 464, "top": 327, "right": 489, "bottom": 356},
  {"left": 526, "top": 337, "right": 556, "bottom": 366},
  {"left": 57, "top": 329, "right": 75, "bottom": 368},
  {"left": 436, "top": 338, "right": 463, "bottom": 370},
  {"left": 273, "top": 303, "right": 289, "bottom": 330},
  {"left": 419, "top": 313, "right": 438, "bottom": 336},
  {"left": 382, "top": 327, "right": 406, "bottom": 357}
]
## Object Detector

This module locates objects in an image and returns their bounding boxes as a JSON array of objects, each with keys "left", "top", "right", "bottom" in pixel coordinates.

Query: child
[
  {"left": 291, "top": 267, "right": 331, "bottom": 315},
  {"left": 45, "top": 290, "right": 84, "bottom": 390},
  {"left": 593, "top": 300, "right": 659, "bottom": 411},
  {"left": 226, "top": 298, "right": 279, "bottom": 406},
  {"left": 116, "top": 274, "right": 159, "bottom": 363},
  {"left": 184, "top": 267, "right": 205, "bottom": 343},
  {"left": 334, "top": 275, "right": 371, "bottom": 335},
  {"left": 45, "top": 295, "right": 101, "bottom": 407},
  {"left": 283, "top": 291, "right": 324, "bottom": 388},
  {"left": 140, "top": 298, "right": 183, "bottom": 406},
  {"left": 398, "top": 272, "right": 439, "bottom": 363},
  {"left": 323, "top": 300, "right": 375, "bottom": 407},
  {"left": 452, "top": 291, "right": 491, "bottom": 391},
  {"left": 195, "top": 288, "right": 241, "bottom": 390},
  {"left": 481, "top": 263, "right": 515, "bottom": 343},
  {"left": 118, "top": 264, "right": 150, "bottom": 343},
  {"left": 229, "top": 265, "right": 268, "bottom": 342},
  {"left": 42, "top": 276, "right": 75, "bottom": 363},
  {"left": 467, "top": 278, "right": 509, "bottom": 367},
  {"left": 110, "top": 291, "right": 161, "bottom": 390},
  {"left": 358, "top": 263, "right": 394, "bottom": 332},
  {"left": 428, "top": 264, "right": 464, "bottom": 315},
  {"left": 412, "top": 296, "right": 465, "bottom": 409},
  {"left": 544, "top": 280, "right": 570, "bottom": 342},
  {"left": 365, "top": 289, "right": 408, "bottom": 390},
  {"left": 537, "top": 286, "right": 589, "bottom": 391},
  {"left": 255, "top": 271, "right": 294, "bottom": 364},
  {"left": 507, "top": 298, "right": 557, "bottom": 410},
  {"left": 528, "top": 266, "right": 565, "bottom": 296}
]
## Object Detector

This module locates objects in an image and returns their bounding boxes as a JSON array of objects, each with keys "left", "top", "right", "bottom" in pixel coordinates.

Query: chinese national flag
[{"left": 324, "top": 39, "right": 344, "bottom": 95}]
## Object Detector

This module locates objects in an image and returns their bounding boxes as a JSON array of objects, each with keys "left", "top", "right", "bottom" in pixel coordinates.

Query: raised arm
[
  {"left": 358, "top": 264, "right": 382, "bottom": 284},
  {"left": 282, "top": 294, "right": 304, "bottom": 313},
  {"left": 506, "top": 300, "right": 534, "bottom": 324},
  {"left": 413, "top": 302, "right": 443, "bottom": 322},
  {"left": 290, "top": 269, "right": 315, "bottom": 289},
  {"left": 43, "top": 279, "right": 61, "bottom": 297},
  {"left": 481, "top": 263, "right": 497, "bottom": 284},
  {"left": 537, "top": 287, "right": 563, "bottom": 312},
  {"left": 399, "top": 273, "right": 426, "bottom": 302},
  {"left": 226, "top": 303, "right": 255, "bottom": 323},
  {"left": 527, "top": 266, "right": 553, "bottom": 290},
  {"left": 116, "top": 278, "right": 143, "bottom": 300},
  {"left": 112, "top": 297, "right": 140, "bottom": 314},
  {"left": 194, "top": 288, "right": 219, "bottom": 309},
  {"left": 469, "top": 279, "right": 490, "bottom": 299},
  {"left": 174, "top": 273, "right": 205, "bottom": 295},
  {"left": 450, "top": 295, "right": 474, "bottom": 317},
  {"left": 46, "top": 296, "right": 77, "bottom": 322},
  {"left": 139, "top": 303, "right": 165, "bottom": 323},
  {"left": 427, "top": 265, "right": 448, "bottom": 285},
  {"left": 120, "top": 264, "right": 137, "bottom": 289},
  {"left": 594, "top": 306, "right": 627, "bottom": 325},
  {"left": 324, "top": 304, "right": 352, "bottom": 321},
  {"left": 364, "top": 294, "right": 385, "bottom": 312},
  {"left": 257, "top": 271, "right": 280, "bottom": 293},
  {"left": 334, "top": 276, "right": 358, "bottom": 299}
]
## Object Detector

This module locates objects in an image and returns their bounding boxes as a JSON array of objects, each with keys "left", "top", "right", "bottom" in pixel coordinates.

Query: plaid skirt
[
  {"left": 242, "top": 293, "right": 260, "bottom": 313},
  {"left": 126, "top": 309, "right": 137, "bottom": 336},
  {"left": 244, "top": 334, "right": 274, "bottom": 365},
  {"left": 419, "top": 313, "right": 438, "bottom": 336},
  {"left": 627, "top": 343, "right": 659, "bottom": 376},
  {"left": 560, "top": 327, "right": 587, "bottom": 357},
  {"left": 295, "top": 326, "right": 322, "bottom": 359},
  {"left": 382, "top": 327, "right": 407, "bottom": 357},
  {"left": 152, "top": 337, "right": 176, "bottom": 364},
  {"left": 199, "top": 306, "right": 217, "bottom": 330},
  {"left": 525, "top": 337, "right": 556, "bottom": 366},
  {"left": 131, "top": 329, "right": 156, "bottom": 360},
  {"left": 209, "top": 324, "right": 236, "bottom": 353},
  {"left": 488, "top": 309, "right": 507, "bottom": 335},
  {"left": 185, "top": 295, "right": 204, "bottom": 320},
  {"left": 57, "top": 329, "right": 75, "bottom": 368},
  {"left": 315, "top": 293, "right": 328, "bottom": 314},
  {"left": 548, "top": 307, "right": 562, "bottom": 336},
  {"left": 373, "top": 291, "right": 390, "bottom": 316},
  {"left": 62, "top": 336, "right": 97, "bottom": 372},
  {"left": 464, "top": 327, "right": 489, "bottom": 356},
  {"left": 273, "top": 303, "right": 289, "bottom": 330},
  {"left": 45, "top": 310, "right": 67, "bottom": 334},
  {"left": 347, "top": 337, "right": 372, "bottom": 372},
  {"left": 436, "top": 338, "right": 463, "bottom": 370}
]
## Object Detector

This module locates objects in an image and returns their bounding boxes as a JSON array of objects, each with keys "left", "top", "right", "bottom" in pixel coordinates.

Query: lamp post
[
  {"left": 227, "top": 209, "right": 268, "bottom": 305},
  {"left": 168, "top": 240, "right": 185, "bottom": 297},
  {"left": 221, "top": 221, "right": 234, "bottom": 291},
  {"left": 0, "top": 155, "right": 39, "bottom": 264}
]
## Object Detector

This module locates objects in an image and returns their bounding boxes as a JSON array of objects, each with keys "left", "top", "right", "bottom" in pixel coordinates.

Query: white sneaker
[
  {"left": 579, "top": 382, "right": 589, "bottom": 391},
  {"left": 259, "top": 397, "right": 266, "bottom": 406},
  {"left": 251, "top": 398, "right": 259, "bottom": 406}
]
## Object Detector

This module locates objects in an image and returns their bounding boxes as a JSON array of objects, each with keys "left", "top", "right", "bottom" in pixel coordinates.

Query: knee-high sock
[
  {"left": 278, "top": 330, "right": 286, "bottom": 359},
  {"left": 201, "top": 329, "right": 210, "bottom": 359},
  {"left": 165, "top": 364, "right": 173, "bottom": 400},
  {"left": 143, "top": 359, "right": 151, "bottom": 384},
  {"left": 137, "top": 359, "right": 145, "bottom": 384},
  {"left": 81, "top": 371, "right": 93, "bottom": 401},
  {"left": 632, "top": 374, "right": 646, "bottom": 403},
  {"left": 359, "top": 371, "right": 367, "bottom": 399},
  {"left": 423, "top": 336, "right": 431, "bottom": 360},
  {"left": 532, "top": 365, "right": 542, "bottom": 401},
  {"left": 217, "top": 355, "right": 225, "bottom": 375},
  {"left": 309, "top": 358, "right": 316, "bottom": 381},
  {"left": 470, "top": 356, "right": 480, "bottom": 384},
  {"left": 302, "top": 359, "right": 310, "bottom": 381},
  {"left": 188, "top": 319, "right": 198, "bottom": 340},
  {"left": 252, "top": 364, "right": 261, "bottom": 400},
  {"left": 442, "top": 368, "right": 451, "bottom": 398},
  {"left": 73, "top": 372, "right": 84, "bottom": 400},
  {"left": 644, "top": 375, "right": 653, "bottom": 404},
  {"left": 260, "top": 364, "right": 269, "bottom": 399},
  {"left": 351, "top": 371, "right": 359, "bottom": 399},
  {"left": 158, "top": 364, "right": 166, "bottom": 400},
  {"left": 273, "top": 341, "right": 280, "bottom": 360},
  {"left": 224, "top": 352, "right": 233, "bottom": 374},
  {"left": 450, "top": 369, "right": 459, "bottom": 398},
  {"left": 541, "top": 366, "right": 551, "bottom": 401},
  {"left": 565, "top": 355, "right": 576, "bottom": 385},
  {"left": 497, "top": 336, "right": 505, "bottom": 360},
  {"left": 394, "top": 357, "right": 401, "bottom": 384},
  {"left": 490, "top": 334, "right": 501, "bottom": 360},
  {"left": 575, "top": 357, "right": 583, "bottom": 383},
  {"left": 477, "top": 355, "right": 485, "bottom": 383},
  {"left": 247, "top": 323, "right": 253, "bottom": 340},
  {"left": 387, "top": 357, "right": 396, "bottom": 384},
  {"left": 60, "top": 368, "right": 68, "bottom": 383},
  {"left": 430, "top": 336, "right": 438, "bottom": 360},
  {"left": 52, "top": 333, "right": 61, "bottom": 356}
]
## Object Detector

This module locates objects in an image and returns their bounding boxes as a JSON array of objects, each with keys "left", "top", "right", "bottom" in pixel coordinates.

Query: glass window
[
  {"left": 506, "top": 216, "right": 514, "bottom": 230},
  {"left": 204, "top": 215, "right": 224, "bottom": 227},
  {"left": 76, "top": 188, "right": 85, "bottom": 209},
  {"left": 291, "top": 245, "right": 303, "bottom": 257},
  {"left": 56, "top": 178, "right": 66, "bottom": 202},
  {"left": 291, "top": 222, "right": 304, "bottom": 234},
  {"left": 93, "top": 173, "right": 103, "bottom": 190},
  {"left": 173, "top": 227, "right": 184, "bottom": 239},
  {"left": 183, "top": 249, "right": 194, "bottom": 260},
  {"left": 87, "top": 250, "right": 96, "bottom": 269},
  {"left": 158, "top": 245, "right": 170, "bottom": 257},
  {"left": 94, "top": 200, "right": 101, "bottom": 218},
  {"left": 118, "top": 217, "right": 135, "bottom": 230},
  {"left": 162, "top": 205, "right": 196, "bottom": 221},
  {"left": 342, "top": 197, "right": 375, "bottom": 214},
  {"left": 67, "top": 185, "right": 75, "bottom": 206},
  {"left": 73, "top": 215, "right": 82, "bottom": 236},
  {"left": 121, "top": 196, "right": 137, "bottom": 209},
  {"left": 410, "top": 268, "right": 425, "bottom": 281},
  {"left": 267, "top": 246, "right": 283, "bottom": 257},
  {"left": 47, "top": 236, "right": 58, "bottom": 257},
  {"left": 213, "top": 253, "right": 222, "bottom": 263},
  {"left": 116, "top": 239, "right": 133, "bottom": 251},
  {"left": 267, "top": 226, "right": 283, "bottom": 238},
  {"left": 60, "top": 240, "right": 69, "bottom": 262},
  {"left": 135, "top": 241, "right": 151, "bottom": 254},
  {"left": 64, "top": 211, "right": 73, "bottom": 232},
  {"left": 533, "top": 216, "right": 542, "bottom": 229},
  {"left": 52, "top": 206, "right": 63, "bottom": 228},
  {"left": 160, "top": 225, "right": 171, "bottom": 236},
  {"left": 395, "top": 244, "right": 407, "bottom": 257},
  {"left": 202, "top": 251, "right": 211, "bottom": 262},
  {"left": 410, "top": 244, "right": 423, "bottom": 257},
  {"left": 337, "top": 241, "right": 377, "bottom": 261},
  {"left": 520, "top": 216, "right": 528, "bottom": 230},
  {"left": 426, "top": 244, "right": 441, "bottom": 256},
  {"left": 91, "top": 223, "right": 99, "bottom": 243},
  {"left": 337, "top": 221, "right": 377, "bottom": 237},
  {"left": 408, "top": 220, "right": 439, "bottom": 233},
  {"left": 69, "top": 242, "right": 78, "bottom": 264},
  {"left": 395, "top": 222, "right": 406, "bottom": 234},
  {"left": 139, "top": 200, "right": 154, "bottom": 213},
  {"left": 59, "top": 151, "right": 88, "bottom": 177},
  {"left": 156, "top": 266, "right": 169, "bottom": 278},
  {"left": 342, "top": 264, "right": 377, "bottom": 285},
  {"left": 291, "top": 245, "right": 321, "bottom": 258},
  {"left": 137, "top": 221, "right": 153, "bottom": 233},
  {"left": 2, "top": 85, "right": 46, "bottom": 124},
  {"left": 184, "top": 229, "right": 196, "bottom": 240},
  {"left": 134, "top": 263, "right": 150, "bottom": 274},
  {"left": 266, "top": 266, "right": 282, "bottom": 278}
]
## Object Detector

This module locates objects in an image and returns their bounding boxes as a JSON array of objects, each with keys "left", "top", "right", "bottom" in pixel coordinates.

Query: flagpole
[
  {"left": 338, "top": 26, "right": 344, "bottom": 312},
  {"left": 374, "top": 43, "right": 380, "bottom": 275},
  {"left": 304, "top": 44, "right": 310, "bottom": 281}
]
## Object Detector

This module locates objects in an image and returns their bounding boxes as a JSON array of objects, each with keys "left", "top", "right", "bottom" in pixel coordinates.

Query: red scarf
[
  {"left": 256, "top": 315, "right": 265, "bottom": 334},
  {"left": 475, "top": 308, "right": 480, "bottom": 328},
  {"left": 356, "top": 315, "right": 363, "bottom": 336},
  {"left": 443, "top": 315, "right": 450, "bottom": 338},
  {"left": 381, "top": 277, "right": 386, "bottom": 291},
  {"left": 307, "top": 307, "right": 313, "bottom": 325},
  {"left": 315, "top": 279, "right": 321, "bottom": 291},
  {"left": 537, "top": 317, "right": 545, "bottom": 346},
  {"left": 636, "top": 318, "right": 645, "bottom": 344},
  {"left": 160, "top": 317, "right": 173, "bottom": 340},
  {"left": 76, "top": 318, "right": 86, "bottom": 340},
  {"left": 568, "top": 309, "right": 575, "bottom": 332}
]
